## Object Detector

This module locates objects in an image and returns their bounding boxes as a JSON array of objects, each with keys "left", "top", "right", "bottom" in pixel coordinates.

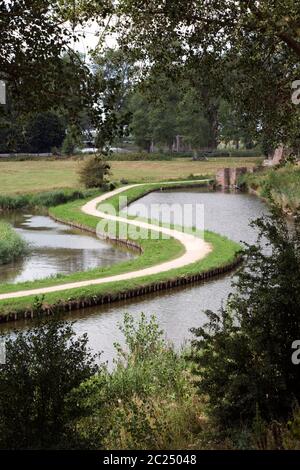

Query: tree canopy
[{"left": 111, "top": 1, "right": 300, "bottom": 150}]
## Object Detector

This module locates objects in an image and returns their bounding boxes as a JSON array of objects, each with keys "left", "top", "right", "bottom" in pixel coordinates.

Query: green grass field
[{"left": 0, "top": 157, "right": 262, "bottom": 194}]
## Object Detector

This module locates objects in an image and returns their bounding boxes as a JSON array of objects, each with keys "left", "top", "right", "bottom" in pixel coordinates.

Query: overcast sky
[{"left": 72, "top": 21, "right": 117, "bottom": 59}]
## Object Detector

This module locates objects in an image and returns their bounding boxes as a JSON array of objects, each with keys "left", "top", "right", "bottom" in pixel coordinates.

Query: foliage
[
  {"left": 69, "top": 313, "right": 204, "bottom": 450},
  {"left": 128, "top": 74, "right": 220, "bottom": 152},
  {"left": 0, "top": 1, "right": 104, "bottom": 114},
  {"left": 0, "top": 188, "right": 98, "bottom": 211},
  {"left": 129, "top": 91, "right": 153, "bottom": 151},
  {"left": 113, "top": 1, "right": 300, "bottom": 149},
  {"left": 78, "top": 154, "right": 111, "bottom": 188},
  {"left": 92, "top": 47, "right": 137, "bottom": 148},
  {"left": 176, "top": 88, "right": 212, "bottom": 151},
  {"left": 26, "top": 112, "right": 66, "bottom": 153},
  {"left": 61, "top": 125, "right": 83, "bottom": 155},
  {"left": 243, "top": 165, "right": 300, "bottom": 213},
  {"left": 190, "top": 210, "right": 300, "bottom": 426},
  {"left": 0, "top": 222, "right": 28, "bottom": 265},
  {"left": 0, "top": 320, "right": 99, "bottom": 449}
]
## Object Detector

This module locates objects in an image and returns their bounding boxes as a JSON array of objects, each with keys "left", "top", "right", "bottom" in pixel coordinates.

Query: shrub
[
  {"left": 0, "top": 188, "right": 98, "bottom": 211},
  {"left": 0, "top": 221, "right": 28, "bottom": 265},
  {"left": 243, "top": 165, "right": 300, "bottom": 213},
  {"left": 78, "top": 154, "right": 111, "bottom": 189},
  {"left": 0, "top": 320, "right": 99, "bottom": 449},
  {"left": 107, "top": 152, "right": 173, "bottom": 161},
  {"left": 70, "top": 313, "right": 204, "bottom": 450},
  {"left": 190, "top": 210, "right": 300, "bottom": 427}
]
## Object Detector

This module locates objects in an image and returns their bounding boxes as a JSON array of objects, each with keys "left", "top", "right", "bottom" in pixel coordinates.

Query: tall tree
[{"left": 112, "top": 1, "right": 300, "bottom": 149}]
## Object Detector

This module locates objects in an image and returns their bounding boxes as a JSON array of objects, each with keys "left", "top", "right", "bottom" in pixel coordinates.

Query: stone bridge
[{"left": 216, "top": 167, "right": 253, "bottom": 189}]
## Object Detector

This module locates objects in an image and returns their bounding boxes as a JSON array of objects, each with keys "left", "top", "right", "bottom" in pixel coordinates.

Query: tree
[
  {"left": 112, "top": 1, "right": 300, "bottom": 149},
  {"left": 190, "top": 210, "right": 300, "bottom": 426},
  {"left": 1, "top": 1, "right": 75, "bottom": 112},
  {"left": 218, "top": 100, "right": 255, "bottom": 149},
  {"left": 129, "top": 91, "right": 153, "bottom": 151},
  {"left": 176, "top": 88, "right": 212, "bottom": 151},
  {"left": 0, "top": 1, "right": 123, "bottom": 153},
  {"left": 78, "top": 154, "right": 111, "bottom": 188},
  {"left": 0, "top": 320, "right": 99, "bottom": 449},
  {"left": 62, "top": 125, "right": 83, "bottom": 155},
  {"left": 26, "top": 111, "right": 66, "bottom": 152},
  {"left": 92, "top": 47, "right": 137, "bottom": 148}
]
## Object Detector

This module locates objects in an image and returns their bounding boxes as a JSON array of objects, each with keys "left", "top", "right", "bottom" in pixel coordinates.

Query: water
[
  {"left": 0, "top": 190, "right": 268, "bottom": 365},
  {"left": 0, "top": 212, "right": 135, "bottom": 283}
]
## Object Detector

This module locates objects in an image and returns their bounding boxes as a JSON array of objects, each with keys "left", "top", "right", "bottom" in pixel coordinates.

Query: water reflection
[{"left": 0, "top": 212, "right": 135, "bottom": 284}]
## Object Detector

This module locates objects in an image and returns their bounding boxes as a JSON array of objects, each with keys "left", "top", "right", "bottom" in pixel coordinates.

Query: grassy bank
[
  {"left": 0, "top": 222, "right": 28, "bottom": 265},
  {"left": 0, "top": 181, "right": 241, "bottom": 318},
  {"left": 0, "top": 188, "right": 99, "bottom": 211},
  {"left": 0, "top": 157, "right": 262, "bottom": 195},
  {"left": 243, "top": 164, "right": 300, "bottom": 213}
]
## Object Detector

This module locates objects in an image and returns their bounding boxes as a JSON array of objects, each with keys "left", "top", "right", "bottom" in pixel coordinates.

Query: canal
[{"left": 0, "top": 189, "right": 268, "bottom": 365}]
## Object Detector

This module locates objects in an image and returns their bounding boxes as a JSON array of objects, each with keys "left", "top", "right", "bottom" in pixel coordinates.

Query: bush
[
  {"left": 105, "top": 149, "right": 262, "bottom": 161},
  {"left": 0, "top": 320, "right": 99, "bottom": 449},
  {"left": 244, "top": 165, "right": 300, "bottom": 213},
  {"left": 70, "top": 313, "right": 204, "bottom": 450},
  {"left": 0, "top": 188, "right": 98, "bottom": 211},
  {"left": 78, "top": 154, "right": 111, "bottom": 189},
  {"left": 190, "top": 210, "right": 300, "bottom": 427},
  {"left": 0, "top": 221, "right": 28, "bottom": 265},
  {"left": 106, "top": 152, "right": 173, "bottom": 161}
]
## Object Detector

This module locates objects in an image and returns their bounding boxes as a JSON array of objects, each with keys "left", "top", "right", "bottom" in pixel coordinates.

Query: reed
[{"left": 0, "top": 221, "right": 28, "bottom": 265}]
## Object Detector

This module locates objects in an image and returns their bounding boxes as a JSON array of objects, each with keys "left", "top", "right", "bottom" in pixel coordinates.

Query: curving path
[{"left": 0, "top": 182, "right": 212, "bottom": 301}]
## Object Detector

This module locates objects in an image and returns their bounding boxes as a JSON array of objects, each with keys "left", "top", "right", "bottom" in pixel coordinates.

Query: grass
[
  {"left": 0, "top": 157, "right": 262, "bottom": 195},
  {"left": 243, "top": 164, "right": 300, "bottom": 213},
  {"left": 0, "top": 188, "right": 99, "bottom": 211},
  {"left": 0, "top": 181, "right": 241, "bottom": 317},
  {"left": 71, "top": 312, "right": 209, "bottom": 450},
  {"left": 0, "top": 222, "right": 28, "bottom": 265}
]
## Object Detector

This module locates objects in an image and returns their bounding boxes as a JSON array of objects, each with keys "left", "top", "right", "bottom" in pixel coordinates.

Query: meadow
[{"left": 0, "top": 157, "right": 262, "bottom": 194}]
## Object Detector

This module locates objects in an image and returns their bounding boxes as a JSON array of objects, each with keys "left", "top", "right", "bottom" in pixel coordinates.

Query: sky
[{"left": 72, "top": 20, "right": 117, "bottom": 60}]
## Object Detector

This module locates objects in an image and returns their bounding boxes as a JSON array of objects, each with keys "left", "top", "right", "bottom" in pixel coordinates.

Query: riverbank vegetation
[
  {"left": 0, "top": 222, "right": 28, "bottom": 265},
  {"left": 2, "top": 228, "right": 300, "bottom": 452},
  {"left": 0, "top": 316, "right": 205, "bottom": 450},
  {"left": 0, "top": 188, "right": 99, "bottom": 211},
  {"left": 190, "top": 209, "right": 300, "bottom": 448},
  {"left": 1, "top": 209, "right": 299, "bottom": 450},
  {"left": 242, "top": 164, "right": 300, "bottom": 214}
]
